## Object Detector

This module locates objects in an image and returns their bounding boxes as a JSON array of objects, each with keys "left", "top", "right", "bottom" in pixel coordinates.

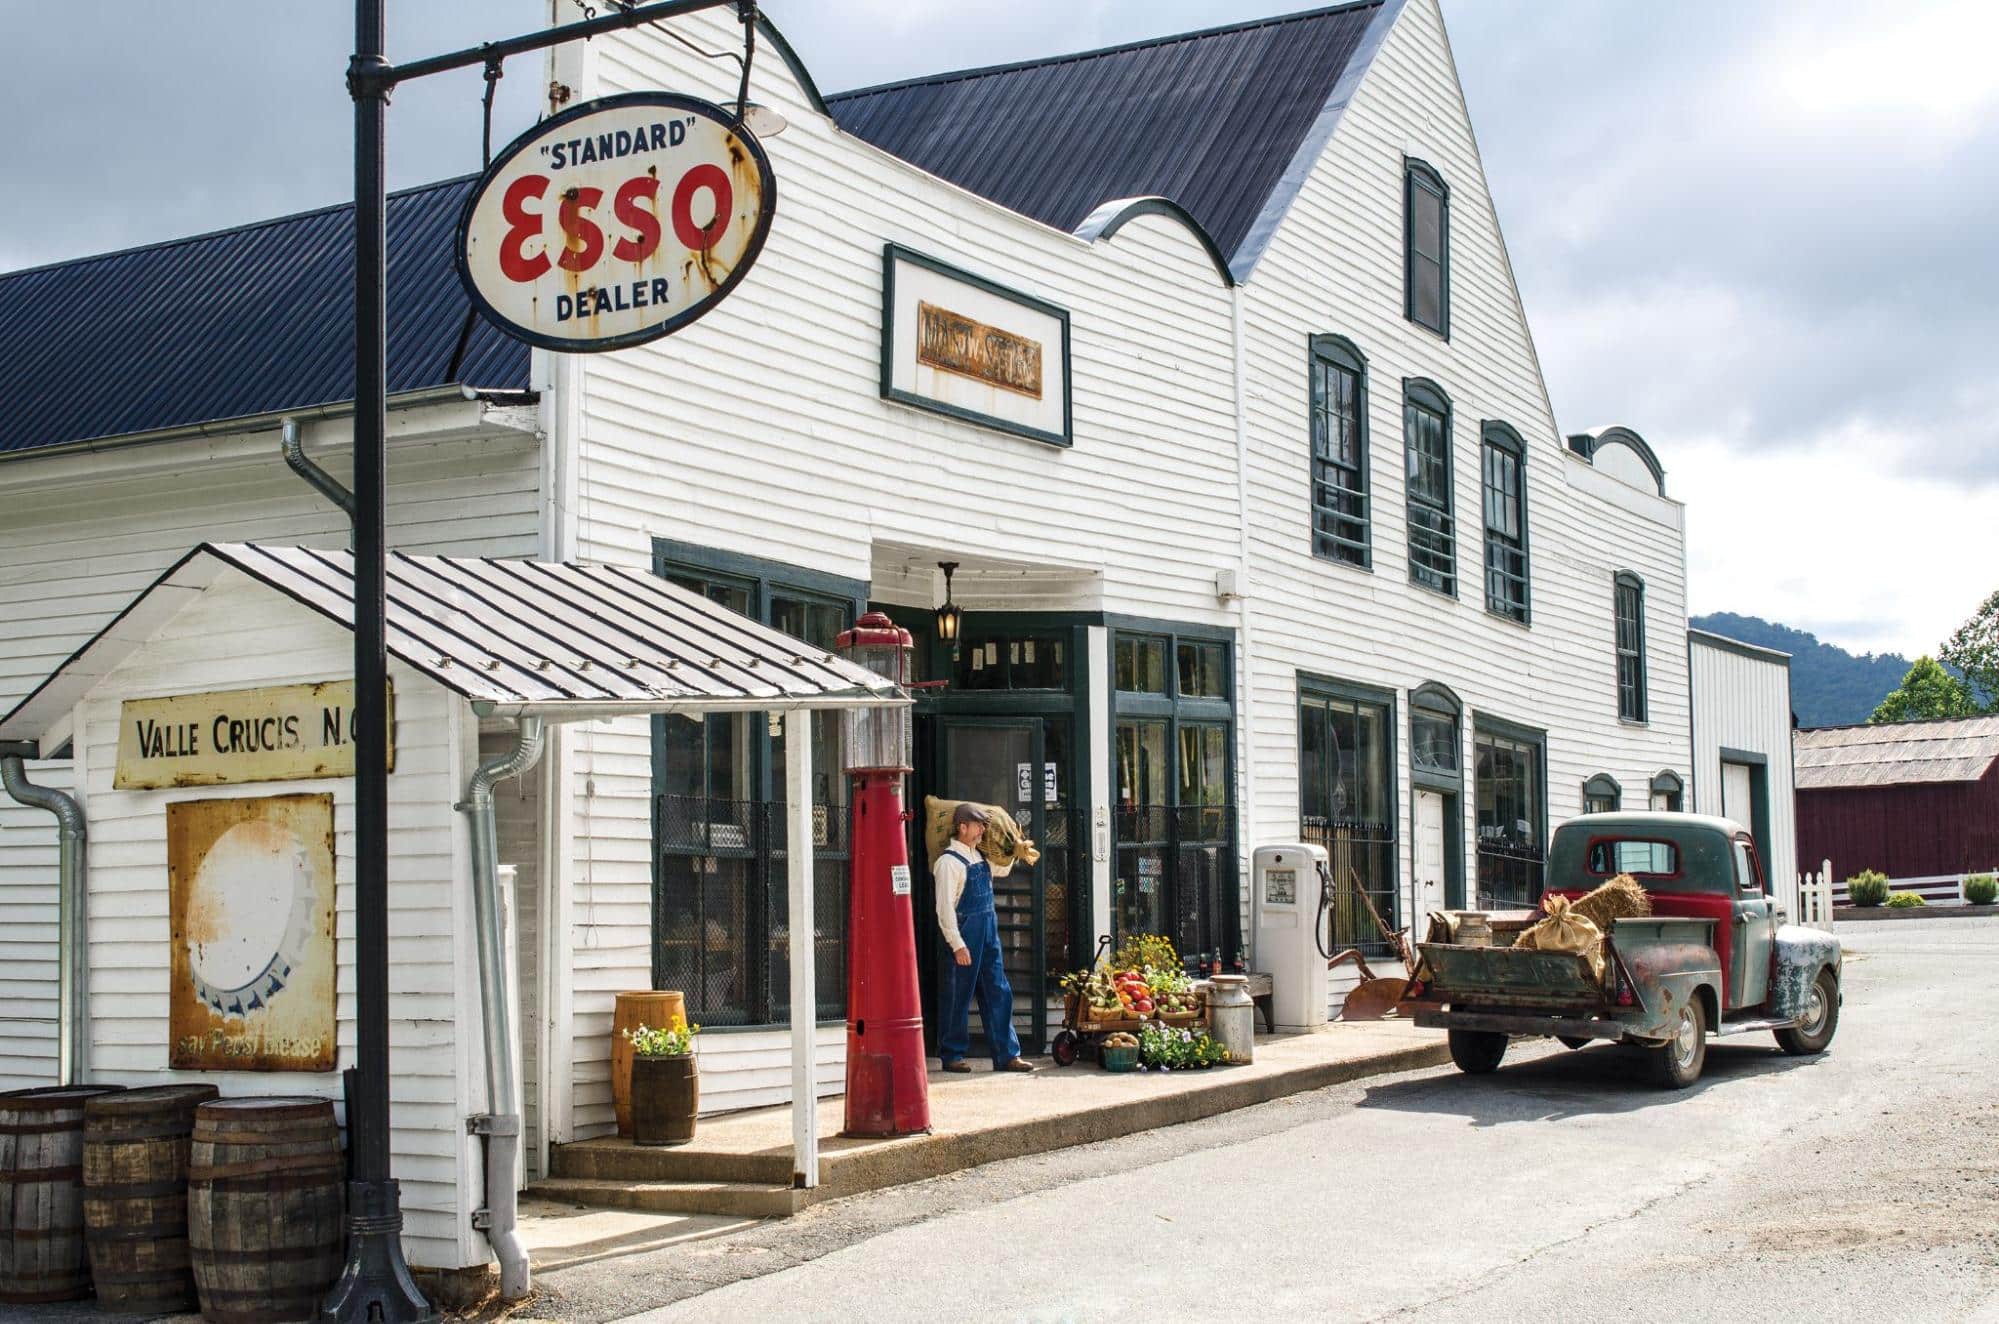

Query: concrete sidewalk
[{"left": 529, "top": 1020, "right": 1448, "bottom": 1229}]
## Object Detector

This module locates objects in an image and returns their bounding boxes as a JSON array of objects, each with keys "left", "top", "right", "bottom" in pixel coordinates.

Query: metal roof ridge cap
[{"left": 1227, "top": 0, "right": 1403, "bottom": 282}]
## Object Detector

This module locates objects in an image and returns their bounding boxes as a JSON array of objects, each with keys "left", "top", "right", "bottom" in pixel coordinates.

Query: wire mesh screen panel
[
  {"left": 1302, "top": 819, "right": 1399, "bottom": 958},
  {"left": 770, "top": 799, "right": 851, "bottom": 1023},
  {"left": 653, "top": 794, "right": 848, "bottom": 1026},
  {"left": 1476, "top": 842, "right": 1545, "bottom": 910},
  {"left": 1116, "top": 805, "right": 1239, "bottom": 964}
]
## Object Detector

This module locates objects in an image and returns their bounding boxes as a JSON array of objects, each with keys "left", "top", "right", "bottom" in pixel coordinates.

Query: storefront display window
[
  {"left": 1115, "top": 634, "right": 1168, "bottom": 694},
  {"left": 1299, "top": 678, "right": 1397, "bottom": 956},
  {"left": 1474, "top": 720, "right": 1546, "bottom": 907},
  {"left": 957, "top": 632, "right": 1068, "bottom": 691},
  {"left": 652, "top": 546, "right": 862, "bottom": 1027},
  {"left": 1112, "top": 628, "right": 1237, "bottom": 965}
]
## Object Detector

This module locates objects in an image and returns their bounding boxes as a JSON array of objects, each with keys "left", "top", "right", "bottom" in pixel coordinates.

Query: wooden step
[
  {"left": 526, "top": 1177, "right": 801, "bottom": 1219},
  {"left": 550, "top": 1137, "right": 792, "bottom": 1184}
]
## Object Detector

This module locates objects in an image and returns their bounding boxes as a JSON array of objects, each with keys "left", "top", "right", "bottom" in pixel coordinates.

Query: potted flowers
[{"left": 624, "top": 1017, "right": 701, "bottom": 1146}]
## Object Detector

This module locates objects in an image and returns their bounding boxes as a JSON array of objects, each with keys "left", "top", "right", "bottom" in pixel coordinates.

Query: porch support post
[{"left": 784, "top": 709, "right": 819, "bottom": 1189}]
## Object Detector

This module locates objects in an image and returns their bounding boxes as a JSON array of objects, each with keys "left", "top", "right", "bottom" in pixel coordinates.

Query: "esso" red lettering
[{"left": 492, "top": 164, "right": 734, "bottom": 285}]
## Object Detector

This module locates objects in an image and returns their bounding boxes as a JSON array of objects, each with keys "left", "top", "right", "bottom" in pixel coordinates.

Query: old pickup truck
[{"left": 1412, "top": 813, "right": 1842, "bottom": 1088}]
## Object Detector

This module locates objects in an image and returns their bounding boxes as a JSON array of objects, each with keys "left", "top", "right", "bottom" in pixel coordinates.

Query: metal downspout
[
  {"left": 1, "top": 755, "right": 87, "bottom": 1085},
  {"left": 279, "top": 418, "right": 358, "bottom": 529},
  {"left": 457, "top": 717, "right": 544, "bottom": 1301},
  {"left": 1230, "top": 285, "right": 1260, "bottom": 965}
]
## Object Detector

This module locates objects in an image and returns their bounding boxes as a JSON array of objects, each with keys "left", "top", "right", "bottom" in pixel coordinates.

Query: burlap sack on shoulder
[
  {"left": 1514, "top": 893, "right": 1606, "bottom": 981},
  {"left": 922, "top": 796, "right": 1042, "bottom": 870}
]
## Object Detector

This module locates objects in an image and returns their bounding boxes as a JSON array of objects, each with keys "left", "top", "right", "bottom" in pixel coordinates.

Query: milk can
[{"left": 1206, "top": 974, "right": 1255, "bottom": 1065}]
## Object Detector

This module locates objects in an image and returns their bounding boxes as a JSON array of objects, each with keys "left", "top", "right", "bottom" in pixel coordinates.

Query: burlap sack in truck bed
[
  {"left": 1514, "top": 893, "right": 1606, "bottom": 981},
  {"left": 921, "top": 796, "right": 1041, "bottom": 870}
]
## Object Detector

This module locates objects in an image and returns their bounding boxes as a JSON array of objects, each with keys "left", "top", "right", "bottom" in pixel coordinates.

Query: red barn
[{"left": 1794, "top": 716, "right": 1999, "bottom": 902}]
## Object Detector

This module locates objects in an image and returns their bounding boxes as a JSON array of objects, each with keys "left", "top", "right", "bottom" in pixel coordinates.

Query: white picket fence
[{"left": 1797, "top": 860, "right": 1836, "bottom": 931}]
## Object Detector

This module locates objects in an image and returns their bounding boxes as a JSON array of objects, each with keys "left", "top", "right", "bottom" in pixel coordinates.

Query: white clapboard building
[{"left": 0, "top": 0, "right": 1789, "bottom": 1282}]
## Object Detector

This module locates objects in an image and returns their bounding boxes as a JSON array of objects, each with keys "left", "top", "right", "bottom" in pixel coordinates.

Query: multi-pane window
[
  {"left": 1114, "top": 630, "right": 1238, "bottom": 963},
  {"left": 1299, "top": 681, "right": 1397, "bottom": 955},
  {"left": 1405, "top": 161, "right": 1449, "bottom": 336},
  {"left": 1482, "top": 423, "right": 1529, "bottom": 622},
  {"left": 1650, "top": 770, "right": 1684, "bottom": 812},
  {"left": 1615, "top": 572, "right": 1647, "bottom": 721},
  {"left": 1583, "top": 773, "right": 1622, "bottom": 815},
  {"left": 1404, "top": 380, "right": 1455, "bottom": 595},
  {"left": 1474, "top": 722, "right": 1544, "bottom": 907},
  {"left": 1309, "top": 335, "right": 1370, "bottom": 568}
]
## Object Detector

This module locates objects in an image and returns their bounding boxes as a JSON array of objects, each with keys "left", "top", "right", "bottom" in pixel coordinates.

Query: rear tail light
[{"left": 1613, "top": 960, "right": 1637, "bottom": 1007}]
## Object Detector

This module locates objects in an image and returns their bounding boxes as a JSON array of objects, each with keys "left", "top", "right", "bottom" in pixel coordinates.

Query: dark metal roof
[
  {"left": 825, "top": 1, "right": 1395, "bottom": 281},
  {"left": 0, "top": 176, "right": 530, "bottom": 459}
]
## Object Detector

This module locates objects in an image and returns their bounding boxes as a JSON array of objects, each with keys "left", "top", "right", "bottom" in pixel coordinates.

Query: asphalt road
[{"left": 558, "top": 916, "right": 1999, "bottom": 1324}]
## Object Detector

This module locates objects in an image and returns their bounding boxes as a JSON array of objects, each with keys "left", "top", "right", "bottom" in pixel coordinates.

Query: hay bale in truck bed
[{"left": 1570, "top": 874, "right": 1651, "bottom": 931}]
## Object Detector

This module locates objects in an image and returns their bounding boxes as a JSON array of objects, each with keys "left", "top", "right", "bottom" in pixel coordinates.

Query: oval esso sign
[{"left": 455, "top": 92, "right": 776, "bottom": 353}]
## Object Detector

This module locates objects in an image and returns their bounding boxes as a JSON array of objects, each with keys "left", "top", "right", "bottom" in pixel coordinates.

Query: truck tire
[
  {"left": 1647, "top": 997, "right": 1707, "bottom": 1089},
  {"left": 1448, "top": 1028, "right": 1508, "bottom": 1075},
  {"left": 1774, "top": 968, "right": 1839, "bottom": 1056}
]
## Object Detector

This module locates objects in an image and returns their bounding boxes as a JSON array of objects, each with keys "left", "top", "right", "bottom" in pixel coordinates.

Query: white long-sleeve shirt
[{"left": 933, "top": 839, "right": 1014, "bottom": 953}]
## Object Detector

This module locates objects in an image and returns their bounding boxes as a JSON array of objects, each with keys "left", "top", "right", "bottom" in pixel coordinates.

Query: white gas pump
[{"left": 1252, "top": 843, "right": 1331, "bottom": 1031}]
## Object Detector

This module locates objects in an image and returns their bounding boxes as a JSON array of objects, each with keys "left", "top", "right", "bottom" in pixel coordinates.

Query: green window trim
[
  {"left": 1582, "top": 772, "right": 1623, "bottom": 814},
  {"left": 1403, "top": 377, "right": 1456, "bottom": 598},
  {"left": 1308, "top": 333, "right": 1372, "bottom": 570},
  {"left": 1650, "top": 768, "right": 1684, "bottom": 813},
  {"left": 1404, "top": 158, "right": 1450, "bottom": 338},
  {"left": 1615, "top": 571, "right": 1647, "bottom": 723},
  {"left": 1472, "top": 712, "right": 1547, "bottom": 908},
  {"left": 1480, "top": 421, "right": 1531, "bottom": 624}
]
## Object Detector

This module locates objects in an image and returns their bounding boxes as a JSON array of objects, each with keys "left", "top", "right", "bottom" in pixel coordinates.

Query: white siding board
[
  {"left": 1235, "top": 0, "right": 1692, "bottom": 931},
  {"left": 0, "top": 421, "right": 539, "bottom": 1091},
  {"left": 56, "top": 573, "right": 488, "bottom": 1270},
  {"left": 1690, "top": 638, "right": 1799, "bottom": 915},
  {"left": 558, "top": 8, "right": 1241, "bottom": 1120}
]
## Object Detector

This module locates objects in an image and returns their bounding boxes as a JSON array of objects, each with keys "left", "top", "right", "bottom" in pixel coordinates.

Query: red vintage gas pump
[{"left": 836, "top": 613, "right": 931, "bottom": 1136}]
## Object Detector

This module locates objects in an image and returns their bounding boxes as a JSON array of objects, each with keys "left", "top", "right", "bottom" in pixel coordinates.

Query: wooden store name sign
[
  {"left": 115, "top": 680, "right": 395, "bottom": 790},
  {"left": 916, "top": 301, "right": 1044, "bottom": 398}
]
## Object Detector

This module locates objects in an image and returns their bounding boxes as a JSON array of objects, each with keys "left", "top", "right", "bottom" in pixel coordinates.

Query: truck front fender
[
  {"left": 1620, "top": 942, "right": 1723, "bottom": 1042},
  {"left": 1769, "top": 925, "right": 1842, "bottom": 1020}
]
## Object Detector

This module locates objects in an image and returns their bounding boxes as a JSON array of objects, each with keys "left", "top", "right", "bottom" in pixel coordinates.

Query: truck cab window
[{"left": 1733, "top": 839, "right": 1764, "bottom": 894}]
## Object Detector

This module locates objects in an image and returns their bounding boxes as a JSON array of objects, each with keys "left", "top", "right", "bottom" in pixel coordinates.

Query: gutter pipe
[
  {"left": 1, "top": 753, "right": 87, "bottom": 1085},
  {"left": 280, "top": 418, "right": 358, "bottom": 524},
  {"left": 457, "top": 717, "right": 544, "bottom": 1301}
]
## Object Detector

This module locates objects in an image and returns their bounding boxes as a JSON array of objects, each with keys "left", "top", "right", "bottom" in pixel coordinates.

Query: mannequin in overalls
[{"left": 935, "top": 802, "right": 1036, "bottom": 1073}]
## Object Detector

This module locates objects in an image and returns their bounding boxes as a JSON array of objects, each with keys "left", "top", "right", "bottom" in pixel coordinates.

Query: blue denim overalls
[{"left": 939, "top": 846, "right": 1022, "bottom": 1067}]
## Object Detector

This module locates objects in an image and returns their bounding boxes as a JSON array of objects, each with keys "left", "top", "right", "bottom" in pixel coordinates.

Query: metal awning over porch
[
  {"left": 0, "top": 541, "right": 905, "bottom": 744},
  {"left": 0, "top": 540, "right": 905, "bottom": 1194}
]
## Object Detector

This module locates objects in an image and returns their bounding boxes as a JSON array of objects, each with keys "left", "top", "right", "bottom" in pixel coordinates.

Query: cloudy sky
[{"left": 4, "top": 1, "right": 1991, "bottom": 660}]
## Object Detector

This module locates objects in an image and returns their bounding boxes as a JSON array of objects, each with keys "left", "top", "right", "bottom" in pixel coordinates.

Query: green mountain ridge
[{"left": 1689, "top": 612, "right": 1912, "bottom": 729}]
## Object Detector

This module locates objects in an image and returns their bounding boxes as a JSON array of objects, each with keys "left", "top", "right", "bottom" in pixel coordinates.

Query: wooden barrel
[
  {"left": 0, "top": 1084, "right": 126, "bottom": 1304},
  {"left": 188, "top": 1097, "right": 344, "bottom": 1324},
  {"left": 83, "top": 1084, "right": 220, "bottom": 1315},
  {"left": 612, "top": 990, "right": 686, "bottom": 1137}
]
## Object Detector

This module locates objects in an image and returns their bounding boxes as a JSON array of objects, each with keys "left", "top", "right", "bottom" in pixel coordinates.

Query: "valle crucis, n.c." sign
[{"left": 455, "top": 91, "right": 776, "bottom": 353}]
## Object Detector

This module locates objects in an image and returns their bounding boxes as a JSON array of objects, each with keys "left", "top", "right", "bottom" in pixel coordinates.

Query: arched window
[
  {"left": 1405, "top": 159, "right": 1449, "bottom": 336},
  {"left": 1583, "top": 772, "right": 1622, "bottom": 814},
  {"left": 1650, "top": 769, "right": 1684, "bottom": 813},
  {"left": 1404, "top": 378, "right": 1455, "bottom": 596},
  {"left": 1615, "top": 572, "right": 1646, "bottom": 722},
  {"left": 1481, "top": 422, "right": 1529, "bottom": 622},
  {"left": 1309, "top": 334, "right": 1370, "bottom": 568}
]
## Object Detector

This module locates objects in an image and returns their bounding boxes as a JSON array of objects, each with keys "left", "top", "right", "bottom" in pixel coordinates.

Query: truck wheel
[
  {"left": 1774, "top": 968, "right": 1839, "bottom": 1056},
  {"left": 1647, "top": 998, "right": 1707, "bottom": 1089},
  {"left": 1557, "top": 1036, "right": 1592, "bottom": 1051},
  {"left": 1448, "top": 1029, "right": 1508, "bottom": 1075}
]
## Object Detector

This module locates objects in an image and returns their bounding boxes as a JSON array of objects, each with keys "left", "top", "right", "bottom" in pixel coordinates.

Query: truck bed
[{"left": 1417, "top": 942, "right": 1604, "bottom": 1009}]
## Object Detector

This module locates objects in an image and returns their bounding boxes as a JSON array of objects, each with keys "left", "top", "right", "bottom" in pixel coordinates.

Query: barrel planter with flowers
[{"left": 625, "top": 1018, "right": 702, "bottom": 1147}]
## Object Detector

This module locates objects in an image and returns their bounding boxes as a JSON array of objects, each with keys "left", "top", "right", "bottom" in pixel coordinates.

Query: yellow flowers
[{"left": 625, "top": 1019, "right": 700, "bottom": 1057}]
